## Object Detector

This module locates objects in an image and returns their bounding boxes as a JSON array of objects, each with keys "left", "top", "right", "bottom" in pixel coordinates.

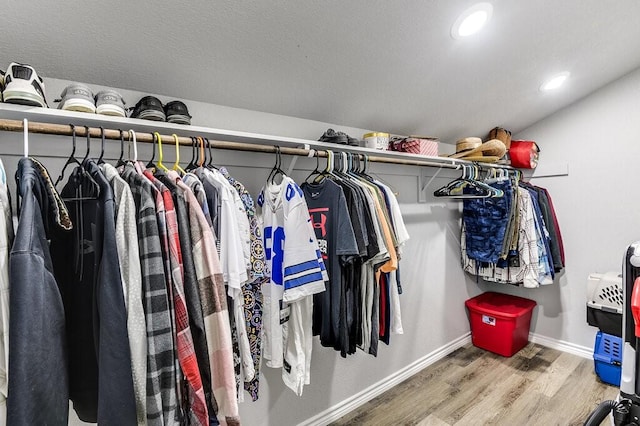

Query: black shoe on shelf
[
  {"left": 318, "top": 128, "right": 348, "bottom": 145},
  {"left": 165, "top": 100, "right": 191, "bottom": 125},
  {"left": 130, "top": 95, "right": 166, "bottom": 121}
]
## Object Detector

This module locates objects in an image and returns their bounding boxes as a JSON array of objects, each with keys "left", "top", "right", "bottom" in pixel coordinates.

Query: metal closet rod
[{"left": 0, "top": 118, "right": 486, "bottom": 170}]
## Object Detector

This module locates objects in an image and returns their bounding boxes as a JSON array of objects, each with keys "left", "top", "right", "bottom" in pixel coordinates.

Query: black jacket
[
  {"left": 52, "top": 159, "right": 136, "bottom": 424},
  {"left": 8, "top": 158, "right": 72, "bottom": 425}
]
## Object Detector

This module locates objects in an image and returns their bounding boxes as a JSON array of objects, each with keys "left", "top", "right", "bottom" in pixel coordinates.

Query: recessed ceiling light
[
  {"left": 451, "top": 3, "right": 493, "bottom": 39},
  {"left": 540, "top": 72, "right": 570, "bottom": 91}
]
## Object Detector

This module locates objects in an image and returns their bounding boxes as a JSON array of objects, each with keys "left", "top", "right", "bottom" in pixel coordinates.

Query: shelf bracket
[{"left": 418, "top": 167, "right": 443, "bottom": 203}]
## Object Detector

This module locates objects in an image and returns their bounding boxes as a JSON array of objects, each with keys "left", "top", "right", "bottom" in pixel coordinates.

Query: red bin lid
[{"left": 465, "top": 292, "right": 537, "bottom": 319}]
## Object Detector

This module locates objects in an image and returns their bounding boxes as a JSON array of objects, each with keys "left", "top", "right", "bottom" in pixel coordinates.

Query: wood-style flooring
[{"left": 331, "top": 343, "right": 618, "bottom": 426}]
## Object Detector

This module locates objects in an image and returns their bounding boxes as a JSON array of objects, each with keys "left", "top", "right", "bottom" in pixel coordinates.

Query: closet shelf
[{"left": 0, "top": 103, "right": 508, "bottom": 170}]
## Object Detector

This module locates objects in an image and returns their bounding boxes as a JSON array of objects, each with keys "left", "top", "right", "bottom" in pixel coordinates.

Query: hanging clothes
[
  {"left": 460, "top": 174, "right": 564, "bottom": 288},
  {"left": 302, "top": 178, "right": 359, "bottom": 355},
  {"left": 120, "top": 163, "right": 178, "bottom": 425},
  {"left": 257, "top": 174, "right": 327, "bottom": 395},
  {"left": 144, "top": 169, "right": 209, "bottom": 425},
  {"left": 156, "top": 173, "right": 218, "bottom": 424},
  {"left": 52, "top": 158, "right": 136, "bottom": 424},
  {"left": 166, "top": 170, "right": 240, "bottom": 426},
  {"left": 100, "top": 163, "right": 147, "bottom": 425},
  {"left": 0, "top": 159, "right": 12, "bottom": 426},
  {"left": 191, "top": 168, "right": 254, "bottom": 400},
  {"left": 219, "top": 166, "right": 266, "bottom": 402},
  {"left": 8, "top": 158, "right": 71, "bottom": 425}
]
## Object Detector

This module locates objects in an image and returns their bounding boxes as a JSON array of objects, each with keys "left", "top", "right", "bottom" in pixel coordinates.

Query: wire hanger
[
  {"left": 172, "top": 134, "right": 186, "bottom": 174},
  {"left": 116, "top": 130, "right": 126, "bottom": 167},
  {"left": 146, "top": 132, "right": 158, "bottom": 170},
  {"left": 55, "top": 124, "right": 80, "bottom": 187},
  {"left": 155, "top": 132, "right": 169, "bottom": 172},
  {"left": 97, "top": 126, "right": 106, "bottom": 164}
]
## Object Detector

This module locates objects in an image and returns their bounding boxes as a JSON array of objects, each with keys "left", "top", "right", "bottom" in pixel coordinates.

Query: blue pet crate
[{"left": 594, "top": 331, "right": 622, "bottom": 386}]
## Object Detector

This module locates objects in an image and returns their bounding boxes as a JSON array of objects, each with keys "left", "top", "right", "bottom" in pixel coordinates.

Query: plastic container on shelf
[
  {"left": 465, "top": 292, "right": 537, "bottom": 357},
  {"left": 363, "top": 132, "right": 390, "bottom": 150},
  {"left": 593, "top": 331, "right": 622, "bottom": 386}
]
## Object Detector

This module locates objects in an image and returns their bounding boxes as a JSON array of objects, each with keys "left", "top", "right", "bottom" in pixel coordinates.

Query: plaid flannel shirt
[
  {"left": 168, "top": 171, "right": 240, "bottom": 426},
  {"left": 145, "top": 171, "right": 209, "bottom": 426},
  {"left": 121, "top": 164, "right": 178, "bottom": 425}
]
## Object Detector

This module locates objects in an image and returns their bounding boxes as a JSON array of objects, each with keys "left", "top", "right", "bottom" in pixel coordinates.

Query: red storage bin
[{"left": 465, "top": 292, "right": 537, "bottom": 357}]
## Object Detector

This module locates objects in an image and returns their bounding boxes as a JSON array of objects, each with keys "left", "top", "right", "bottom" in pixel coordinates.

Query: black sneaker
[
  {"left": 2, "top": 62, "right": 48, "bottom": 107},
  {"left": 318, "top": 128, "right": 348, "bottom": 144},
  {"left": 130, "top": 95, "right": 166, "bottom": 121},
  {"left": 165, "top": 100, "right": 191, "bottom": 125}
]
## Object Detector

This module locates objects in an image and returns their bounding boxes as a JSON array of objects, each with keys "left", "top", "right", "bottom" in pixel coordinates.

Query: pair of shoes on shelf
[
  {"left": 130, "top": 96, "right": 192, "bottom": 125},
  {"left": 57, "top": 83, "right": 126, "bottom": 117},
  {"left": 0, "top": 62, "right": 48, "bottom": 107},
  {"left": 318, "top": 128, "right": 359, "bottom": 146}
]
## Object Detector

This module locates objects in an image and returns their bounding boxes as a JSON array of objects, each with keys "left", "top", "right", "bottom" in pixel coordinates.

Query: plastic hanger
[
  {"left": 55, "top": 124, "right": 81, "bottom": 187},
  {"left": 128, "top": 129, "right": 138, "bottom": 163},
  {"left": 146, "top": 132, "right": 158, "bottom": 170},
  {"left": 23, "top": 118, "right": 29, "bottom": 158},
  {"left": 97, "top": 126, "right": 106, "bottom": 165},
  {"left": 62, "top": 125, "right": 101, "bottom": 202},
  {"left": 115, "top": 130, "right": 126, "bottom": 167},
  {"left": 197, "top": 137, "right": 205, "bottom": 168},
  {"left": 433, "top": 165, "right": 495, "bottom": 198},
  {"left": 267, "top": 146, "right": 285, "bottom": 184},
  {"left": 304, "top": 149, "right": 325, "bottom": 184},
  {"left": 82, "top": 126, "right": 91, "bottom": 162},
  {"left": 185, "top": 137, "right": 197, "bottom": 171},
  {"left": 172, "top": 134, "right": 186, "bottom": 174},
  {"left": 205, "top": 138, "right": 217, "bottom": 169},
  {"left": 155, "top": 132, "right": 169, "bottom": 172}
]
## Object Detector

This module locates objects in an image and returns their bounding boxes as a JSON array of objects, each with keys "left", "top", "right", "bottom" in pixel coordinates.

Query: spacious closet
[{"left": 1, "top": 1, "right": 640, "bottom": 425}]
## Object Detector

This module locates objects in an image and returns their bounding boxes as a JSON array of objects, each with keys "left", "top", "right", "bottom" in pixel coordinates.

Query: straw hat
[{"left": 447, "top": 137, "right": 507, "bottom": 162}]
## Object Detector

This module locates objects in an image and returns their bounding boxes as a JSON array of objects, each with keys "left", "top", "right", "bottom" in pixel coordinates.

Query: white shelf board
[{"left": 0, "top": 103, "right": 461, "bottom": 167}]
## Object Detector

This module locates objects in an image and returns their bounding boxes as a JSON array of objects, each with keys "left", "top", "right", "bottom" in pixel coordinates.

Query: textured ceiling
[{"left": 2, "top": 0, "right": 640, "bottom": 142}]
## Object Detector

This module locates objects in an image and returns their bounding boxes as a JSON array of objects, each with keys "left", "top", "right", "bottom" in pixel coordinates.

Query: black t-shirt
[{"left": 302, "top": 179, "right": 358, "bottom": 350}]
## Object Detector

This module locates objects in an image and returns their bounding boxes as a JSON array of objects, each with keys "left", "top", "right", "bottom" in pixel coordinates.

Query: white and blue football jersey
[{"left": 257, "top": 175, "right": 326, "bottom": 395}]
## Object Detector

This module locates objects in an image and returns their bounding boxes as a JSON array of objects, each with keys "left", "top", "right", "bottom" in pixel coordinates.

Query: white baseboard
[
  {"left": 529, "top": 332, "right": 593, "bottom": 359},
  {"left": 298, "top": 333, "right": 471, "bottom": 426}
]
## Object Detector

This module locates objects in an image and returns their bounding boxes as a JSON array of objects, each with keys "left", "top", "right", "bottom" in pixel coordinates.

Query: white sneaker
[{"left": 2, "top": 62, "right": 48, "bottom": 107}]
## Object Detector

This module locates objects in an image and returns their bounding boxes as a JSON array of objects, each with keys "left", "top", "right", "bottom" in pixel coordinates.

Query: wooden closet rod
[{"left": 0, "top": 118, "right": 469, "bottom": 169}]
